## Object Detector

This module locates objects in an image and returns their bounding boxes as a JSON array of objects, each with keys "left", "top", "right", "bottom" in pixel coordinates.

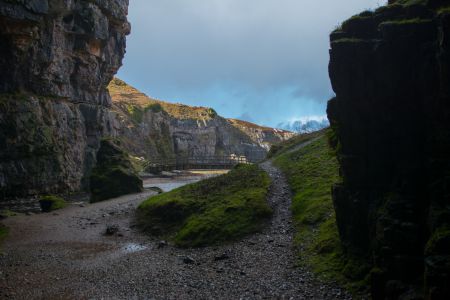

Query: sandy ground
[{"left": 0, "top": 164, "right": 350, "bottom": 300}]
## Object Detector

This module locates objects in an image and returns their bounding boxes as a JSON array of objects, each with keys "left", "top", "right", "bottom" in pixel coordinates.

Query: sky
[{"left": 117, "top": 0, "right": 383, "bottom": 127}]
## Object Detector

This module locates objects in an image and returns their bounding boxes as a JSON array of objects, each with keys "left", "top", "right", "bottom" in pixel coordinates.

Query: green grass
[
  {"left": 0, "top": 210, "right": 19, "bottom": 218},
  {"left": 137, "top": 164, "right": 272, "bottom": 247},
  {"left": 273, "top": 132, "right": 370, "bottom": 293},
  {"left": 267, "top": 130, "right": 324, "bottom": 159},
  {"left": 39, "top": 195, "right": 67, "bottom": 212},
  {"left": 0, "top": 224, "right": 8, "bottom": 250},
  {"left": 380, "top": 18, "right": 432, "bottom": 26}
]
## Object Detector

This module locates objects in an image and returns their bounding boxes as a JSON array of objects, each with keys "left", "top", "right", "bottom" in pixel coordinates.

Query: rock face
[
  {"left": 108, "top": 78, "right": 295, "bottom": 162},
  {"left": 327, "top": 1, "right": 450, "bottom": 298},
  {"left": 0, "top": 0, "right": 130, "bottom": 199},
  {"left": 90, "top": 139, "right": 143, "bottom": 202}
]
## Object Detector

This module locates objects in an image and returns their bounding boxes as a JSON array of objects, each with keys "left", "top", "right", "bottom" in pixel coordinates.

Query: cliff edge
[
  {"left": 0, "top": 0, "right": 130, "bottom": 199},
  {"left": 327, "top": 0, "right": 450, "bottom": 298}
]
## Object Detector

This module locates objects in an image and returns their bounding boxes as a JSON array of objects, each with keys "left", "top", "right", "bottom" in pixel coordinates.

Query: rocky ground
[{"left": 0, "top": 163, "right": 350, "bottom": 300}]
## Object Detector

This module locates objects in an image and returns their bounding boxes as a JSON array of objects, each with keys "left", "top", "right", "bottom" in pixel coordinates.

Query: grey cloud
[{"left": 118, "top": 0, "right": 383, "bottom": 126}]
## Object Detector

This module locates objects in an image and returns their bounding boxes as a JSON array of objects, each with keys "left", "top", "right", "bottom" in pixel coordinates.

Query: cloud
[{"left": 118, "top": 0, "right": 383, "bottom": 126}]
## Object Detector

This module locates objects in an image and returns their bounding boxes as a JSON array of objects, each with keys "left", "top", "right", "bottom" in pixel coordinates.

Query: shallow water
[
  {"left": 122, "top": 243, "right": 147, "bottom": 253},
  {"left": 143, "top": 170, "right": 229, "bottom": 192}
]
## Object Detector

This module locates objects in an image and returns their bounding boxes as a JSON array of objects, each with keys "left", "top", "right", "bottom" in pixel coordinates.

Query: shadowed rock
[{"left": 327, "top": 1, "right": 450, "bottom": 298}]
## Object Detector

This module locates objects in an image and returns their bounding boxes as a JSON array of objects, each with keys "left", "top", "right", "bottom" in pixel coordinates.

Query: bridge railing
[{"left": 143, "top": 154, "right": 256, "bottom": 173}]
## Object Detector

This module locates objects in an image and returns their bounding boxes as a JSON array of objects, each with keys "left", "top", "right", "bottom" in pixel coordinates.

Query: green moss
[
  {"left": 380, "top": 18, "right": 432, "bottom": 26},
  {"left": 90, "top": 139, "right": 143, "bottom": 202},
  {"left": 425, "top": 225, "right": 450, "bottom": 256},
  {"left": 39, "top": 195, "right": 67, "bottom": 212},
  {"left": 144, "top": 103, "right": 163, "bottom": 113},
  {"left": 137, "top": 164, "right": 272, "bottom": 247},
  {"left": 148, "top": 186, "right": 164, "bottom": 194},
  {"left": 126, "top": 104, "right": 145, "bottom": 123},
  {"left": 273, "top": 132, "right": 369, "bottom": 294},
  {"left": 331, "top": 38, "right": 366, "bottom": 44},
  {"left": 437, "top": 6, "right": 450, "bottom": 14},
  {"left": 397, "top": 0, "right": 428, "bottom": 6},
  {"left": 0, "top": 210, "right": 18, "bottom": 218},
  {"left": 207, "top": 108, "right": 218, "bottom": 118}
]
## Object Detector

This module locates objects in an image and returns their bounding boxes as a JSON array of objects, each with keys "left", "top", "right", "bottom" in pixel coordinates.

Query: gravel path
[{"left": 0, "top": 161, "right": 349, "bottom": 299}]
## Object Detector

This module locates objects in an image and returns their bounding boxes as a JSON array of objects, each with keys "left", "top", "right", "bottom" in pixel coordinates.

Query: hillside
[{"left": 108, "top": 78, "right": 294, "bottom": 161}]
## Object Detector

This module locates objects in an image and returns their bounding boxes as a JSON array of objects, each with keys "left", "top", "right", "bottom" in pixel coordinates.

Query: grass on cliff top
[
  {"left": 109, "top": 77, "right": 218, "bottom": 121},
  {"left": 137, "top": 164, "right": 272, "bottom": 247},
  {"left": 273, "top": 132, "right": 370, "bottom": 294}
]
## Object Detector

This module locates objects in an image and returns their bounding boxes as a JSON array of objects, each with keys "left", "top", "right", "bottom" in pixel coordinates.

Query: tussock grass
[{"left": 137, "top": 164, "right": 272, "bottom": 247}]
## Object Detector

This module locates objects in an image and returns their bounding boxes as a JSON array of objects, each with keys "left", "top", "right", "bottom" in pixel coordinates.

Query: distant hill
[
  {"left": 108, "top": 78, "right": 294, "bottom": 161},
  {"left": 277, "top": 118, "right": 329, "bottom": 134}
]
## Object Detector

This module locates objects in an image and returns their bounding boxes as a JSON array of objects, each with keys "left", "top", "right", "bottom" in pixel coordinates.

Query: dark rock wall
[
  {"left": 0, "top": 0, "right": 129, "bottom": 198},
  {"left": 327, "top": 1, "right": 450, "bottom": 298}
]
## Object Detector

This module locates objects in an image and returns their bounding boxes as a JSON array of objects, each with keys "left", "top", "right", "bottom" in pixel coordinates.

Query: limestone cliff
[
  {"left": 108, "top": 78, "right": 294, "bottom": 161},
  {"left": 0, "top": 0, "right": 130, "bottom": 199},
  {"left": 327, "top": 0, "right": 450, "bottom": 298}
]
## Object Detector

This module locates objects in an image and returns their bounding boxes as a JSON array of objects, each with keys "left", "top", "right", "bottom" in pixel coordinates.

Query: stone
[
  {"left": 214, "top": 253, "right": 230, "bottom": 261},
  {"left": 105, "top": 225, "right": 119, "bottom": 236},
  {"left": 182, "top": 256, "right": 195, "bottom": 264},
  {"left": 89, "top": 139, "right": 143, "bottom": 202},
  {"left": 157, "top": 240, "right": 168, "bottom": 249},
  {"left": 327, "top": 1, "right": 450, "bottom": 298},
  {"left": 0, "top": 0, "right": 130, "bottom": 200}
]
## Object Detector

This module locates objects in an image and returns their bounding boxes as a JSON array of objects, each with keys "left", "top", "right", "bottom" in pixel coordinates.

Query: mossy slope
[
  {"left": 39, "top": 195, "right": 67, "bottom": 212},
  {"left": 137, "top": 164, "right": 272, "bottom": 247},
  {"left": 273, "top": 132, "right": 369, "bottom": 293},
  {"left": 90, "top": 139, "right": 143, "bottom": 202}
]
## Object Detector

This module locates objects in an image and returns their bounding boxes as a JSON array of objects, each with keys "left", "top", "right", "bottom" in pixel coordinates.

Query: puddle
[{"left": 122, "top": 243, "right": 147, "bottom": 253}]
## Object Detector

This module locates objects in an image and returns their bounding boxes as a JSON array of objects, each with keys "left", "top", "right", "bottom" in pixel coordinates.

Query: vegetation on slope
[
  {"left": 90, "top": 139, "right": 143, "bottom": 202},
  {"left": 108, "top": 78, "right": 218, "bottom": 120},
  {"left": 39, "top": 195, "right": 67, "bottom": 212},
  {"left": 137, "top": 164, "right": 272, "bottom": 247},
  {"left": 273, "top": 132, "right": 370, "bottom": 293},
  {"left": 267, "top": 130, "right": 324, "bottom": 159}
]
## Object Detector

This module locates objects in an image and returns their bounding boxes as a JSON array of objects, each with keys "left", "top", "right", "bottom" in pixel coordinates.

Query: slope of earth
[
  {"left": 108, "top": 78, "right": 294, "bottom": 161},
  {"left": 0, "top": 139, "right": 350, "bottom": 299}
]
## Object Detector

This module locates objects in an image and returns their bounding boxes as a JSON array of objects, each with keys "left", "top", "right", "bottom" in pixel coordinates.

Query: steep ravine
[
  {"left": 108, "top": 78, "right": 295, "bottom": 162},
  {"left": 0, "top": 0, "right": 293, "bottom": 202},
  {"left": 327, "top": 0, "right": 450, "bottom": 298}
]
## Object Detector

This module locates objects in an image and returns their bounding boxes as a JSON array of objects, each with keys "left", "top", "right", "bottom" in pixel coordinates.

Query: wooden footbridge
[{"left": 144, "top": 153, "right": 265, "bottom": 173}]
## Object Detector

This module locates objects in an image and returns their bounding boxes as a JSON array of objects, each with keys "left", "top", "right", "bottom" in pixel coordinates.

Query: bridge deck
[{"left": 143, "top": 155, "right": 261, "bottom": 173}]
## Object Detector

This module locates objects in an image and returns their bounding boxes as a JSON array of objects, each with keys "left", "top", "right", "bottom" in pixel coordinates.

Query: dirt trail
[{"left": 0, "top": 161, "right": 349, "bottom": 299}]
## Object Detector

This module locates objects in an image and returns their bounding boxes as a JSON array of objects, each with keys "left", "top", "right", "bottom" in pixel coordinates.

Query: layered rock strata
[
  {"left": 0, "top": 0, "right": 130, "bottom": 199},
  {"left": 108, "top": 78, "right": 295, "bottom": 162}
]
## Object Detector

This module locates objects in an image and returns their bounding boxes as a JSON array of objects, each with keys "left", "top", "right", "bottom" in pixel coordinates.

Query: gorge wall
[
  {"left": 0, "top": 0, "right": 130, "bottom": 199},
  {"left": 327, "top": 0, "right": 450, "bottom": 298},
  {"left": 108, "top": 78, "right": 295, "bottom": 162}
]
